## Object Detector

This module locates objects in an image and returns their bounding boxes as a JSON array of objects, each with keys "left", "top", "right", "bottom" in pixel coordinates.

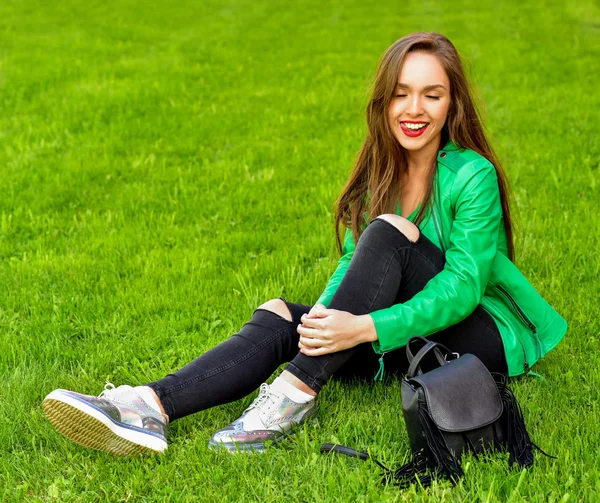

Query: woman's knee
[
  {"left": 257, "top": 298, "right": 293, "bottom": 322},
  {"left": 373, "top": 214, "right": 420, "bottom": 243}
]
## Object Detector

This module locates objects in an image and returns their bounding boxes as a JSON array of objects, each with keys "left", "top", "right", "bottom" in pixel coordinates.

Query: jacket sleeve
[
  {"left": 370, "top": 160, "right": 503, "bottom": 354},
  {"left": 315, "top": 228, "right": 356, "bottom": 307}
]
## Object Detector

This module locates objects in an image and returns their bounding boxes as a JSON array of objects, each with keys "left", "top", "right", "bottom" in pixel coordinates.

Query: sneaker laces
[
  {"left": 98, "top": 382, "right": 137, "bottom": 405},
  {"left": 97, "top": 382, "right": 162, "bottom": 420},
  {"left": 245, "top": 383, "right": 280, "bottom": 416},
  {"left": 98, "top": 381, "right": 117, "bottom": 398},
  {"left": 232, "top": 383, "right": 312, "bottom": 432}
]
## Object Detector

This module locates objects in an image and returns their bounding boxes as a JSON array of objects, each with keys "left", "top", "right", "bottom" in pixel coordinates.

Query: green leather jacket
[{"left": 317, "top": 140, "right": 567, "bottom": 377}]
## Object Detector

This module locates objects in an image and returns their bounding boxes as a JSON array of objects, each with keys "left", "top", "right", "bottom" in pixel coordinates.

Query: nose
[{"left": 406, "top": 95, "right": 423, "bottom": 116}]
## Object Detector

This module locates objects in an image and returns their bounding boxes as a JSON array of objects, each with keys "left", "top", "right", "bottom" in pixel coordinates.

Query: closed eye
[
  {"left": 426, "top": 96, "right": 441, "bottom": 100},
  {"left": 394, "top": 94, "right": 407, "bottom": 98}
]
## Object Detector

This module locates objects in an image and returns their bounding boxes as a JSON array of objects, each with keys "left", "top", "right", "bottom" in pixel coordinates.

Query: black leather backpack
[{"left": 321, "top": 337, "right": 550, "bottom": 487}]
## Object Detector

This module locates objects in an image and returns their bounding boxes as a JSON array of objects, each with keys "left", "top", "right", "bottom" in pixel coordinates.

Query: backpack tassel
[
  {"left": 494, "top": 374, "right": 534, "bottom": 468},
  {"left": 391, "top": 450, "right": 433, "bottom": 488},
  {"left": 392, "top": 397, "right": 464, "bottom": 487},
  {"left": 417, "top": 396, "right": 464, "bottom": 483}
]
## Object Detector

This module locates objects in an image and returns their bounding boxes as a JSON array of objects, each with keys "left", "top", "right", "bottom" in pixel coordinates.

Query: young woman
[{"left": 42, "top": 32, "right": 567, "bottom": 456}]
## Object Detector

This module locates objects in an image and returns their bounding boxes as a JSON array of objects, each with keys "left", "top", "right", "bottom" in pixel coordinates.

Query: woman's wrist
[{"left": 358, "top": 314, "right": 378, "bottom": 343}]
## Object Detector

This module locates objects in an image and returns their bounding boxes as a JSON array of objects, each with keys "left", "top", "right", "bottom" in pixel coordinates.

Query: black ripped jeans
[{"left": 148, "top": 218, "right": 507, "bottom": 421}]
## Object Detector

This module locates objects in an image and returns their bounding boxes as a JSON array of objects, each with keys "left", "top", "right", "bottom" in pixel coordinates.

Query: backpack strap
[
  {"left": 406, "top": 340, "right": 454, "bottom": 379},
  {"left": 320, "top": 444, "right": 391, "bottom": 472}
]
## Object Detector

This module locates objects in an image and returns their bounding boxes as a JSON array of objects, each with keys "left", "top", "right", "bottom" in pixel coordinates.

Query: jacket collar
[
  {"left": 437, "top": 139, "right": 464, "bottom": 172},
  {"left": 440, "top": 139, "right": 459, "bottom": 153}
]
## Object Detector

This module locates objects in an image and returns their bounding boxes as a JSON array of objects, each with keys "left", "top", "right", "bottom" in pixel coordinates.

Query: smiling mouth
[{"left": 400, "top": 121, "right": 429, "bottom": 137}]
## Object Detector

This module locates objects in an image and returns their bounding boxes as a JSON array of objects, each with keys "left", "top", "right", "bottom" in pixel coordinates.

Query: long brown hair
[{"left": 334, "top": 32, "right": 514, "bottom": 260}]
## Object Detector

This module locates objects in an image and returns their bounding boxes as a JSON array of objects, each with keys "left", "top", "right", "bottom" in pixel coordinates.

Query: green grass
[{"left": 1, "top": 0, "right": 599, "bottom": 501}]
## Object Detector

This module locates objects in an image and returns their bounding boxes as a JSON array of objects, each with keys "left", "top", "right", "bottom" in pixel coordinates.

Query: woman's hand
[{"left": 297, "top": 304, "right": 378, "bottom": 356}]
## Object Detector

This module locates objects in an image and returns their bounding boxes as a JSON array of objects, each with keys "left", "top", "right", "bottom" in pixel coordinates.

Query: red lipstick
[{"left": 400, "top": 121, "right": 429, "bottom": 138}]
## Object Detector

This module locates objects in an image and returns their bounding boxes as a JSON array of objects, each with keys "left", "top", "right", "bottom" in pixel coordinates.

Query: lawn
[{"left": 1, "top": 0, "right": 599, "bottom": 501}]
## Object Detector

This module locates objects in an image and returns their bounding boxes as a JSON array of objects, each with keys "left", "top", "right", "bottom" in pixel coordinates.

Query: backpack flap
[{"left": 409, "top": 354, "right": 502, "bottom": 432}]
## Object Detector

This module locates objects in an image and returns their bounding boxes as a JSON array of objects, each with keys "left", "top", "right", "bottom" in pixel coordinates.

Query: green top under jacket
[{"left": 316, "top": 140, "right": 567, "bottom": 377}]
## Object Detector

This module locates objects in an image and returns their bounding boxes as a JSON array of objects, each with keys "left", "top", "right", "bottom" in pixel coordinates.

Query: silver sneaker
[
  {"left": 43, "top": 383, "right": 167, "bottom": 456},
  {"left": 208, "top": 383, "right": 316, "bottom": 452}
]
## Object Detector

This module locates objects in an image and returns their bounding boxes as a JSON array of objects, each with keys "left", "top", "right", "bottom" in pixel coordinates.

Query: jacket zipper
[
  {"left": 374, "top": 352, "right": 387, "bottom": 381},
  {"left": 496, "top": 285, "right": 537, "bottom": 331},
  {"left": 432, "top": 208, "right": 444, "bottom": 251},
  {"left": 495, "top": 285, "right": 542, "bottom": 370},
  {"left": 432, "top": 180, "right": 445, "bottom": 252}
]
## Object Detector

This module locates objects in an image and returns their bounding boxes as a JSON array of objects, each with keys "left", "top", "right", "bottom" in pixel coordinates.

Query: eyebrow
[{"left": 396, "top": 83, "right": 447, "bottom": 91}]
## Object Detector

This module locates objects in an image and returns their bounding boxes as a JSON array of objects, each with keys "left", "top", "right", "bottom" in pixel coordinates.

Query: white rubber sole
[{"left": 42, "top": 389, "right": 167, "bottom": 456}]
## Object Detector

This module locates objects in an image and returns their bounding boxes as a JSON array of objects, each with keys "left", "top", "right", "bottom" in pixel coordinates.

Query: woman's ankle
[
  {"left": 280, "top": 370, "right": 318, "bottom": 397},
  {"left": 137, "top": 386, "right": 170, "bottom": 423}
]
